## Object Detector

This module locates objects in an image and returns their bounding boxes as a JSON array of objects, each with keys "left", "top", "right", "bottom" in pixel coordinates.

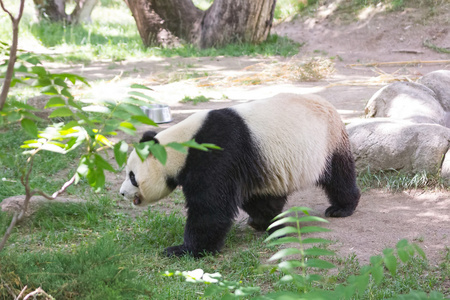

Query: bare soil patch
[{"left": 46, "top": 2, "right": 450, "bottom": 265}]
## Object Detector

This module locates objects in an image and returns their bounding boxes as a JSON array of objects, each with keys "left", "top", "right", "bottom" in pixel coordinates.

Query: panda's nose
[{"left": 120, "top": 192, "right": 125, "bottom": 196}]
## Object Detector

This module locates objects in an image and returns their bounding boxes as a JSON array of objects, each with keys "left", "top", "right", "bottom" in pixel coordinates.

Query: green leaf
[
  {"left": 204, "top": 285, "right": 222, "bottom": 297},
  {"left": 382, "top": 248, "right": 397, "bottom": 276},
  {"left": 131, "top": 115, "right": 158, "bottom": 126},
  {"left": 166, "top": 142, "right": 187, "bottom": 154},
  {"left": 45, "top": 97, "right": 66, "bottom": 108},
  {"left": 412, "top": 243, "right": 426, "bottom": 259},
  {"left": 41, "top": 85, "right": 59, "bottom": 95},
  {"left": 49, "top": 107, "right": 73, "bottom": 118},
  {"left": 303, "top": 248, "right": 335, "bottom": 256},
  {"left": 268, "top": 215, "right": 328, "bottom": 230},
  {"left": 61, "top": 87, "right": 73, "bottom": 99},
  {"left": 118, "top": 122, "right": 136, "bottom": 135},
  {"left": 397, "top": 248, "right": 410, "bottom": 263},
  {"left": 304, "top": 258, "right": 335, "bottom": 269},
  {"left": 54, "top": 77, "right": 68, "bottom": 88},
  {"left": 94, "top": 154, "right": 116, "bottom": 173},
  {"left": 302, "top": 238, "right": 333, "bottom": 245},
  {"left": 272, "top": 207, "right": 312, "bottom": 220},
  {"left": 114, "top": 141, "right": 129, "bottom": 168},
  {"left": 20, "top": 110, "right": 44, "bottom": 122},
  {"left": 181, "top": 140, "right": 210, "bottom": 151},
  {"left": 30, "top": 66, "right": 47, "bottom": 76},
  {"left": 300, "top": 226, "right": 332, "bottom": 234},
  {"left": 135, "top": 141, "right": 154, "bottom": 161},
  {"left": 370, "top": 255, "right": 383, "bottom": 266},
  {"left": 119, "top": 103, "right": 145, "bottom": 116},
  {"left": 11, "top": 101, "right": 39, "bottom": 111},
  {"left": 130, "top": 83, "right": 153, "bottom": 90},
  {"left": 371, "top": 265, "right": 384, "bottom": 285},
  {"left": 128, "top": 91, "right": 155, "bottom": 102},
  {"left": 265, "top": 226, "right": 299, "bottom": 241},
  {"left": 21, "top": 119, "right": 38, "bottom": 137},
  {"left": 267, "top": 236, "right": 300, "bottom": 246},
  {"left": 269, "top": 247, "right": 302, "bottom": 261},
  {"left": 150, "top": 143, "right": 167, "bottom": 165},
  {"left": 277, "top": 259, "right": 304, "bottom": 270}
]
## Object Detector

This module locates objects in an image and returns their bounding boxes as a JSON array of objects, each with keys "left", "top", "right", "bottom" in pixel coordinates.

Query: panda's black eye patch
[{"left": 129, "top": 171, "right": 138, "bottom": 187}]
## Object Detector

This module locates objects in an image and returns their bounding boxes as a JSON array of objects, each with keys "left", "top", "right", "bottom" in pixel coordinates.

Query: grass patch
[
  {"left": 357, "top": 168, "right": 445, "bottom": 192},
  {"left": 0, "top": 125, "right": 84, "bottom": 200},
  {"left": 423, "top": 39, "right": 450, "bottom": 54},
  {"left": 180, "top": 95, "right": 210, "bottom": 105}
]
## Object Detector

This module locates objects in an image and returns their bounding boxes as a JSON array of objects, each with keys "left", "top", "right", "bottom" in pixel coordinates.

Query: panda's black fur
[{"left": 136, "top": 100, "right": 360, "bottom": 257}]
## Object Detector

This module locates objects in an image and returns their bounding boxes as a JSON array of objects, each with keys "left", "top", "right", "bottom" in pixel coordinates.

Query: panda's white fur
[
  {"left": 120, "top": 93, "right": 360, "bottom": 257},
  {"left": 232, "top": 93, "right": 345, "bottom": 195}
]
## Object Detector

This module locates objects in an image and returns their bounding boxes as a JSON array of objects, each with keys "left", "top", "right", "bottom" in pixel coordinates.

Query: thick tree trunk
[
  {"left": 33, "top": 0, "right": 67, "bottom": 22},
  {"left": 33, "top": 0, "right": 98, "bottom": 23},
  {"left": 126, "top": 0, "right": 276, "bottom": 48}
]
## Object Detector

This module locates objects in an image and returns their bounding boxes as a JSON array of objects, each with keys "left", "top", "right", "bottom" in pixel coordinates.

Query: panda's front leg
[{"left": 164, "top": 193, "right": 235, "bottom": 258}]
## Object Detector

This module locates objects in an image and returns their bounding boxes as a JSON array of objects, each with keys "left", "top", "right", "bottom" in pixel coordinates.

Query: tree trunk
[
  {"left": 33, "top": 0, "right": 67, "bottom": 22},
  {"left": 33, "top": 0, "right": 98, "bottom": 23},
  {"left": 71, "top": 0, "right": 99, "bottom": 24},
  {"left": 126, "top": 0, "right": 276, "bottom": 48}
]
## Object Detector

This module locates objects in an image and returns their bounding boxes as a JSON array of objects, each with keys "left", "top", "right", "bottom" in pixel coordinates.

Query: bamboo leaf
[
  {"left": 150, "top": 143, "right": 167, "bottom": 165},
  {"left": 45, "top": 97, "right": 66, "bottom": 108}
]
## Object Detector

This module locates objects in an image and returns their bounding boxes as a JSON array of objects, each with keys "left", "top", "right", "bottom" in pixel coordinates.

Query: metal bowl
[{"left": 141, "top": 104, "right": 172, "bottom": 124}]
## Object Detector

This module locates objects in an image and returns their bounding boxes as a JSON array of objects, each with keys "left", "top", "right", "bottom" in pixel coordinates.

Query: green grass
[
  {"left": 180, "top": 95, "right": 211, "bottom": 105},
  {"left": 0, "top": 125, "right": 84, "bottom": 200},
  {"left": 357, "top": 168, "right": 445, "bottom": 192}
]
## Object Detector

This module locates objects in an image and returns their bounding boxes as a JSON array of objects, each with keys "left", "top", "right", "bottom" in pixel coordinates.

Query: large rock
[
  {"left": 418, "top": 70, "right": 450, "bottom": 121},
  {"left": 347, "top": 118, "right": 450, "bottom": 173},
  {"left": 364, "top": 82, "right": 445, "bottom": 125}
]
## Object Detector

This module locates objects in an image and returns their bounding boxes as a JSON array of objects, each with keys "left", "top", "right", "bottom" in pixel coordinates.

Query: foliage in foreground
[
  {"left": 166, "top": 207, "right": 448, "bottom": 300},
  {"left": 1, "top": 199, "right": 449, "bottom": 299}
]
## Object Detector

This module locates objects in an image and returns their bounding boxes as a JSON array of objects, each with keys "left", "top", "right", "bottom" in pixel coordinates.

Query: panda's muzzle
[{"left": 133, "top": 195, "right": 142, "bottom": 205}]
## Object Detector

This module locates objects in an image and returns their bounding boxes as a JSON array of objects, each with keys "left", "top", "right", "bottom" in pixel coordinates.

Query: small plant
[
  {"left": 165, "top": 206, "right": 446, "bottom": 299},
  {"left": 180, "top": 95, "right": 211, "bottom": 105}
]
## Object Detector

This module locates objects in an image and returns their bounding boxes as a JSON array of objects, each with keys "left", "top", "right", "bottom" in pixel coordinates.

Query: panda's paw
[
  {"left": 325, "top": 206, "right": 355, "bottom": 218},
  {"left": 164, "top": 245, "right": 189, "bottom": 257}
]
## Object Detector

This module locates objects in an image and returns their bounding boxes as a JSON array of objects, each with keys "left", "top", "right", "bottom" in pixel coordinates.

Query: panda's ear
[{"left": 140, "top": 131, "right": 159, "bottom": 144}]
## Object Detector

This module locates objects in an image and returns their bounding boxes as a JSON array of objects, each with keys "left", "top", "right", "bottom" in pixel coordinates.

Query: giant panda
[{"left": 119, "top": 93, "right": 360, "bottom": 257}]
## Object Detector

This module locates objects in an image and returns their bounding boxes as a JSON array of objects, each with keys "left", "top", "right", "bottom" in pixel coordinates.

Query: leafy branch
[
  {"left": 0, "top": 0, "right": 25, "bottom": 110},
  {"left": 165, "top": 206, "right": 446, "bottom": 300}
]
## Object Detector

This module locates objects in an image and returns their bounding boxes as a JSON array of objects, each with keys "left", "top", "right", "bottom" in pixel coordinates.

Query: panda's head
[{"left": 119, "top": 131, "right": 176, "bottom": 206}]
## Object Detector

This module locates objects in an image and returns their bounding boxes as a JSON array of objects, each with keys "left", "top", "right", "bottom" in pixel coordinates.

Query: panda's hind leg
[
  {"left": 242, "top": 194, "right": 287, "bottom": 234},
  {"left": 318, "top": 149, "right": 360, "bottom": 217}
]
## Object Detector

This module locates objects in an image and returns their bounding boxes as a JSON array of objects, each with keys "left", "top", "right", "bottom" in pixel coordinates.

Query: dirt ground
[{"left": 49, "top": 3, "right": 450, "bottom": 265}]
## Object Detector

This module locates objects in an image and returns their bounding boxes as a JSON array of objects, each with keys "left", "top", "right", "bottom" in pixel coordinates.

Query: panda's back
[{"left": 231, "top": 94, "right": 345, "bottom": 195}]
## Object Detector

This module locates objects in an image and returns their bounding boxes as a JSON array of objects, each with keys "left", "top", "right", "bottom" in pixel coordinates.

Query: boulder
[
  {"left": 418, "top": 70, "right": 450, "bottom": 126},
  {"left": 364, "top": 81, "right": 445, "bottom": 125},
  {"left": 347, "top": 118, "right": 450, "bottom": 173}
]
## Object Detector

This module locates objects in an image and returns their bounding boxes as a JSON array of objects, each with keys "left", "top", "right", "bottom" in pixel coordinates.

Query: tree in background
[
  {"left": 32, "top": 0, "right": 98, "bottom": 23},
  {"left": 125, "top": 0, "right": 277, "bottom": 48}
]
